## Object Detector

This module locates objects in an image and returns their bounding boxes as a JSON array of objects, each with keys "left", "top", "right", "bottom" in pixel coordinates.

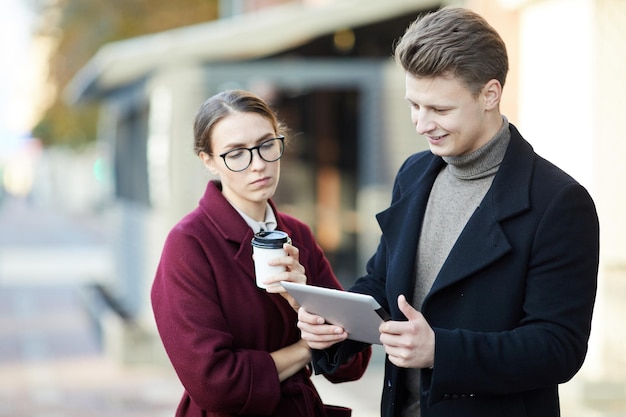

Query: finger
[
  {"left": 298, "top": 322, "right": 348, "bottom": 345},
  {"left": 298, "top": 324, "right": 347, "bottom": 339},
  {"left": 262, "top": 276, "right": 286, "bottom": 290},
  {"left": 386, "top": 351, "right": 410, "bottom": 368},
  {"left": 283, "top": 243, "right": 300, "bottom": 260},
  {"left": 303, "top": 338, "right": 345, "bottom": 350},
  {"left": 397, "top": 294, "right": 421, "bottom": 321},
  {"left": 298, "top": 308, "right": 325, "bottom": 325},
  {"left": 264, "top": 273, "right": 306, "bottom": 290},
  {"left": 268, "top": 254, "right": 305, "bottom": 275},
  {"left": 379, "top": 296, "right": 420, "bottom": 335}
]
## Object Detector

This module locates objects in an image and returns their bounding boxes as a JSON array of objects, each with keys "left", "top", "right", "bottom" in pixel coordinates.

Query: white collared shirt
[{"left": 233, "top": 202, "right": 277, "bottom": 233}]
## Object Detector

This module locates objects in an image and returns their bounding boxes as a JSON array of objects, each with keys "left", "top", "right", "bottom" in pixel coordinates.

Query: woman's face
[{"left": 200, "top": 112, "right": 281, "bottom": 220}]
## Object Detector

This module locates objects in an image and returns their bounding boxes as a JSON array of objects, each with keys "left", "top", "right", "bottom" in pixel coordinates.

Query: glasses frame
[{"left": 217, "top": 136, "right": 285, "bottom": 172}]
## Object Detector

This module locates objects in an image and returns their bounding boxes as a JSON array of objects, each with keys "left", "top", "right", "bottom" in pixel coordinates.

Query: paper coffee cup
[{"left": 251, "top": 231, "right": 290, "bottom": 289}]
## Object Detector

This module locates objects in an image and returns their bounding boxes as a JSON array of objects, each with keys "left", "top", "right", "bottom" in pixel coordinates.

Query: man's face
[{"left": 405, "top": 73, "right": 498, "bottom": 157}]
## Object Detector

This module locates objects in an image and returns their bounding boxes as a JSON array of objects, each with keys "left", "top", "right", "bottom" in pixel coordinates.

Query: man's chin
[{"left": 428, "top": 145, "right": 448, "bottom": 157}]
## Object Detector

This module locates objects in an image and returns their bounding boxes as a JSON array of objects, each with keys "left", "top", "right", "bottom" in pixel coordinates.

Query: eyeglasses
[{"left": 217, "top": 136, "right": 285, "bottom": 172}]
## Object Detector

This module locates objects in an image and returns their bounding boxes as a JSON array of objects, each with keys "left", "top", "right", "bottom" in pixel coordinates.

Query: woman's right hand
[
  {"left": 264, "top": 243, "right": 306, "bottom": 312},
  {"left": 297, "top": 307, "right": 348, "bottom": 350}
]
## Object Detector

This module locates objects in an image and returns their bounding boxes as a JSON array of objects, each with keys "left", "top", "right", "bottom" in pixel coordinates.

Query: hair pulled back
[{"left": 193, "top": 89, "right": 285, "bottom": 155}]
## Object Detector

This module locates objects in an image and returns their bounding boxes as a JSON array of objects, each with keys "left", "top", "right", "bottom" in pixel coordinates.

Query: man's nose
[{"left": 413, "top": 109, "right": 435, "bottom": 135}]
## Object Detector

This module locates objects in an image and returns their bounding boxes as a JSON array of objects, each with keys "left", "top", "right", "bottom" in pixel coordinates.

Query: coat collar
[
  {"left": 429, "top": 124, "right": 534, "bottom": 297},
  {"left": 376, "top": 124, "right": 535, "bottom": 305},
  {"left": 489, "top": 124, "right": 534, "bottom": 221},
  {"left": 198, "top": 181, "right": 294, "bottom": 281},
  {"left": 199, "top": 181, "right": 293, "bottom": 241},
  {"left": 199, "top": 181, "right": 253, "bottom": 244}
]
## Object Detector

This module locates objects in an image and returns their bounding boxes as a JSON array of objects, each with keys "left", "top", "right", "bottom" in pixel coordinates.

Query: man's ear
[
  {"left": 483, "top": 79, "right": 502, "bottom": 110},
  {"left": 199, "top": 152, "right": 218, "bottom": 176}
]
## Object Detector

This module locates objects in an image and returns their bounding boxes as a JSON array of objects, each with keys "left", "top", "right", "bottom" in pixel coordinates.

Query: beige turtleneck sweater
[{"left": 402, "top": 116, "right": 511, "bottom": 417}]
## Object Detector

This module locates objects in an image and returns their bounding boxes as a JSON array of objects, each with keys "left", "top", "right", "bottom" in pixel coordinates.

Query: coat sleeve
[
  {"left": 425, "top": 182, "right": 599, "bottom": 404},
  {"left": 292, "top": 221, "right": 373, "bottom": 381},
  {"left": 309, "top": 237, "right": 389, "bottom": 377},
  {"left": 151, "top": 227, "right": 281, "bottom": 415},
  {"left": 309, "top": 164, "right": 412, "bottom": 376}
]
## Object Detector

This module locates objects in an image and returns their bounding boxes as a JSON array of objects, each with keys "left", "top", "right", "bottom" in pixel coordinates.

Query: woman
[{"left": 151, "top": 89, "right": 371, "bottom": 417}]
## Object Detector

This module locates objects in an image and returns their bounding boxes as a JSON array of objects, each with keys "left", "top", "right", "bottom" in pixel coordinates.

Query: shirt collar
[{"left": 233, "top": 202, "right": 277, "bottom": 233}]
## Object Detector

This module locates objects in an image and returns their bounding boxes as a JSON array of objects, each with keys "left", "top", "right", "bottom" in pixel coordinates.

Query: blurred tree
[{"left": 33, "top": 0, "right": 219, "bottom": 148}]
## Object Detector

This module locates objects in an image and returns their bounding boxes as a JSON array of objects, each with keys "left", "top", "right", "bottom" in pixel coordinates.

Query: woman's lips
[{"left": 251, "top": 177, "right": 271, "bottom": 187}]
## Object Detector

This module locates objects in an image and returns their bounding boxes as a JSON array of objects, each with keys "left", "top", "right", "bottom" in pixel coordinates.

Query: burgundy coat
[{"left": 151, "top": 181, "right": 371, "bottom": 417}]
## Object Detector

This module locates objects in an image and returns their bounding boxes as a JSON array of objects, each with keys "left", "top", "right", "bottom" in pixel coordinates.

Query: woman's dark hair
[{"left": 193, "top": 89, "right": 286, "bottom": 155}]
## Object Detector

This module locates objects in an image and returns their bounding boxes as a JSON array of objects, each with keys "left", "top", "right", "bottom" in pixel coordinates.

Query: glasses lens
[
  {"left": 223, "top": 149, "right": 251, "bottom": 172},
  {"left": 221, "top": 137, "right": 285, "bottom": 172},
  {"left": 259, "top": 138, "right": 284, "bottom": 162}
]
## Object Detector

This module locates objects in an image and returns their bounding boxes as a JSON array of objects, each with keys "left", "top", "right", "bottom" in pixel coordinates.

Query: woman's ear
[
  {"left": 199, "top": 152, "right": 218, "bottom": 176},
  {"left": 482, "top": 79, "right": 502, "bottom": 111}
]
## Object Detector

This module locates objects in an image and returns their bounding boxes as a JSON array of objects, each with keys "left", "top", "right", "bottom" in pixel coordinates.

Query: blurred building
[
  {"left": 65, "top": 0, "right": 430, "bottom": 342},
  {"left": 65, "top": 0, "right": 626, "bottom": 414}
]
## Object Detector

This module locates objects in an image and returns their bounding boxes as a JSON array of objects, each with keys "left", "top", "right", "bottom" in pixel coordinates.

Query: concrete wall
[
  {"left": 590, "top": 0, "right": 626, "bottom": 397},
  {"left": 481, "top": 0, "right": 626, "bottom": 413}
]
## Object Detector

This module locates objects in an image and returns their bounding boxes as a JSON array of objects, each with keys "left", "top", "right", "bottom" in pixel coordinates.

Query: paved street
[
  {"left": 0, "top": 284, "right": 184, "bottom": 417},
  {"left": 0, "top": 196, "right": 384, "bottom": 417},
  {"left": 0, "top": 281, "right": 384, "bottom": 417},
  {"left": 0, "top": 197, "right": 182, "bottom": 417},
  {"left": 0, "top": 196, "right": 607, "bottom": 417}
]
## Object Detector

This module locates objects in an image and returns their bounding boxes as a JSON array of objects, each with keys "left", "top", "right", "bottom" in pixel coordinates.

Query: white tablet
[{"left": 281, "top": 281, "right": 390, "bottom": 345}]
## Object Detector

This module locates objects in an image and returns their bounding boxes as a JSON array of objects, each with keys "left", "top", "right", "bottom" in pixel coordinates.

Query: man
[{"left": 298, "top": 7, "right": 599, "bottom": 417}]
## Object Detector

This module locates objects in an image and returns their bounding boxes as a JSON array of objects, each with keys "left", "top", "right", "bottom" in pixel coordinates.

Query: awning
[{"left": 64, "top": 0, "right": 437, "bottom": 103}]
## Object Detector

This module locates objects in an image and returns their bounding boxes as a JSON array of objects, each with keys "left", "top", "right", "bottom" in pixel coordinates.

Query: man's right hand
[{"left": 297, "top": 307, "right": 348, "bottom": 350}]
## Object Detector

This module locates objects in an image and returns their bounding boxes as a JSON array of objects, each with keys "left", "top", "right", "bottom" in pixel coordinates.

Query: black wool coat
[{"left": 314, "top": 124, "right": 600, "bottom": 417}]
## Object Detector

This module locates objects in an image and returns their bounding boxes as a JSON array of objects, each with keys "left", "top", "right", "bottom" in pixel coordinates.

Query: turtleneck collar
[{"left": 443, "top": 116, "right": 510, "bottom": 180}]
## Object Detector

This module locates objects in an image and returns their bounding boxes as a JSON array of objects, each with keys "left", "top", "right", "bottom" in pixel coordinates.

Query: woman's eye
[{"left": 227, "top": 150, "right": 245, "bottom": 159}]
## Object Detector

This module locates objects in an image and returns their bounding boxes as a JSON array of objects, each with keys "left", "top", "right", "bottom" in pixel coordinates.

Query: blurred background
[{"left": 0, "top": 0, "right": 624, "bottom": 416}]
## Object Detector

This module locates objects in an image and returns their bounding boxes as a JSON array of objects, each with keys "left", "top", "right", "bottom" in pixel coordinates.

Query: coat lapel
[
  {"left": 201, "top": 185, "right": 302, "bottom": 292},
  {"left": 201, "top": 181, "right": 257, "bottom": 282},
  {"left": 426, "top": 125, "right": 534, "bottom": 298},
  {"left": 427, "top": 199, "right": 511, "bottom": 296},
  {"left": 377, "top": 156, "right": 446, "bottom": 302}
]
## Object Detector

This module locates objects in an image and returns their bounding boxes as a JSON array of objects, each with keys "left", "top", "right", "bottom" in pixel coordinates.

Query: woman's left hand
[{"left": 264, "top": 243, "right": 306, "bottom": 311}]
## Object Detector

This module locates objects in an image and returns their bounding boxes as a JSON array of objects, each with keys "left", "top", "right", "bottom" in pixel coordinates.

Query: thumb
[{"left": 398, "top": 294, "right": 420, "bottom": 321}]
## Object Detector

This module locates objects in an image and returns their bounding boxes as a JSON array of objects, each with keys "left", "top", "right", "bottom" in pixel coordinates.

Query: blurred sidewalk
[
  {"left": 0, "top": 195, "right": 385, "bottom": 417},
  {"left": 0, "top": 196, "right": 182, "bottom": 417},
  {"left": 0, "top": 285, "right": 182, "bottom": 417},
  {"left": 0, "top": 196, "right": 113, "bottom": 285},
  {"left": 1, "top": 195, "right": 606, "bottom": 416}
]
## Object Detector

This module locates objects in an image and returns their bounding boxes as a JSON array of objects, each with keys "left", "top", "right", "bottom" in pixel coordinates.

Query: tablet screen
[{"left": 281, "top": 281, "right": 389, "bottom": 344}]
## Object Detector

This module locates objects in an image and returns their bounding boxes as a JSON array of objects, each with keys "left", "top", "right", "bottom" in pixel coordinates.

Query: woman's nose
[{"left": 249, "top": 148, "right": 266, "bottom": 170}]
